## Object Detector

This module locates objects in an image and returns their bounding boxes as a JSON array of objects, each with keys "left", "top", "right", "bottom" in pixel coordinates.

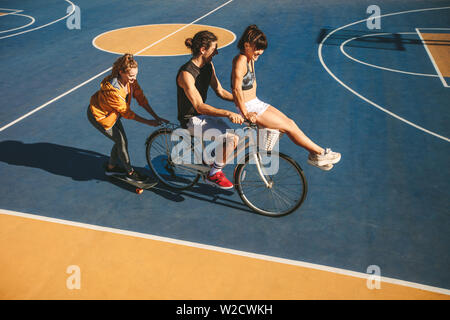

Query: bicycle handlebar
[
  {"left": 158, "top": 120, "right": 258, "bottom": 130},
  {"left": 243, "top": 120, "right": 258, "bottom": 128}
]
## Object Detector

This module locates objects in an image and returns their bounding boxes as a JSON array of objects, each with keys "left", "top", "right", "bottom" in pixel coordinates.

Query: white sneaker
[
  {"left": 319, "top": 163, "right": 334, "bottom": 171},
  {"left": 308, "top": 148, "right": 341, "bottom": 167},
  {"left": 308, "top": 163, "right": 334, "bottom": 171}
]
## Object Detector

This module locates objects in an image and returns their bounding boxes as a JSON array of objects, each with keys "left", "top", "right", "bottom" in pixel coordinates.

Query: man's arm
[{"left": 210, "top": 62, "right": 234, "bottom": 102}]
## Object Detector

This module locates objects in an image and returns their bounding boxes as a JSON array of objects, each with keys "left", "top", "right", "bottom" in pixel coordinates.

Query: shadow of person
[
  {"left": 0, "top": 140, "right": 253, "bottom": 213},
  {"left": 0, "top": 140, "right": 109, "bottom": 181}
]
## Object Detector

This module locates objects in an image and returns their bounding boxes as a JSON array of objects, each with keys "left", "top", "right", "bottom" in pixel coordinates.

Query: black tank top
[{"left": 176, "top": 60, "right": 212, "bottom": 128}]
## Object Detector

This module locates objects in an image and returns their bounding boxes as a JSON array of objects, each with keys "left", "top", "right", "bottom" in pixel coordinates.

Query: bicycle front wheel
[
  {"left": 234, "top": 152, "right": 307, "bottom": 217},
  {"left": 146, "top": 128, "right": 200, "bottom": 190}
]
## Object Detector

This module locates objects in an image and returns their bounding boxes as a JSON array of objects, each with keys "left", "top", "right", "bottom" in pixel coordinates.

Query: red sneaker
[{"left": 206, "top": 171, "right": 233, "bottom": 190}]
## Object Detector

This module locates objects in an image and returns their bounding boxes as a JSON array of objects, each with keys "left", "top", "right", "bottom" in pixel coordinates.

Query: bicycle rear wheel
[
  {"left": 146, "top": 128, "right": 200, "bottom": 190},
  {"left": 234, "top": 152, "right": 307, "bottom": 217}
]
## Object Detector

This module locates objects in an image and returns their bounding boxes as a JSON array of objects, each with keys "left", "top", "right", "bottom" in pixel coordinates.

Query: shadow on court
[
  {"left": 0, "top": 140, "right": 252, "bottom": 213},
  {"left": 317, "top": 28, "right": 450, "bottom": 50},
  {"left": 0, "top": 140, "right": 109, "bottom": 181}
]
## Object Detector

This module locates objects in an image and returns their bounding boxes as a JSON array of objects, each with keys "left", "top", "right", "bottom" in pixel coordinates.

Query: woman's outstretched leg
[
  {"left": 256, "top": 106, "right": 323, "bottom": 154},
  {"left": 255, "top": 106, "right": 340, "bottom": 169}
]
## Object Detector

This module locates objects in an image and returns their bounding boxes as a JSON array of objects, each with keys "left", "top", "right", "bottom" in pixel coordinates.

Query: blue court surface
[{"left": 0, "top": 0, "right": 449, "bottom": 298}]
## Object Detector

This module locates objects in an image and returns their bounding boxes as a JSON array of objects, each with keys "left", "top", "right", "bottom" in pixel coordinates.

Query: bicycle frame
[{"left": 158, "top": 122, "right": 274, "bottom": 188}]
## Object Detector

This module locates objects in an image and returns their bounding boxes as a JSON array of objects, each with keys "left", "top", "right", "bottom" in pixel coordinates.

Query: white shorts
[
  {"left": 186, "top": 115, "right": 232, "bottom": 138},
  {"left": 239, "top": 97, "right": 270, "bottom": 117}
]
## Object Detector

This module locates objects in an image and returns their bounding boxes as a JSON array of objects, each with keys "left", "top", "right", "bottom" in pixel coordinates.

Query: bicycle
[{"left": 145, "top": 121, "right": 307, "bottom": 217}]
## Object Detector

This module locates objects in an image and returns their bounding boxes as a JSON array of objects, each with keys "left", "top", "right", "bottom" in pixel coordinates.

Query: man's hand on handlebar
[
  {"left": 228, "top": 112, "right": 245, "bottom": 124},
  {"left": 246, "top": 112, "right": 258, "bottom": 124}
]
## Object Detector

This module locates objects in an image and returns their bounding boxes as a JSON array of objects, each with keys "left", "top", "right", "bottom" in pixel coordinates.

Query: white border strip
[
  {"left": 1, "top": 208, "right": 449, "bottom": 296},
  {"left": 318, "top": 6, "right": 450, "bottom": 143},
  {"left": 0, "top": 0, "right": 75, "bottom": 40},
  {"left": 416, "top": 28, "right": 450, "bottom": 30},
  {"left": 0, "top": 0, "right": 234, "bottom": 133},
  {"left": 415, "top": 28, "right": 449, "bottom": 87},
  {"left": 92, "top": 23, "right": 236, "bottom": 57}
]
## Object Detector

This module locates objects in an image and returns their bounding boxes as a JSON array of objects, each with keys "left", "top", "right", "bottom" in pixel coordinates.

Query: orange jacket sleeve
[{"left": 132, "top": 80, "right": 149, "bottom": 108}]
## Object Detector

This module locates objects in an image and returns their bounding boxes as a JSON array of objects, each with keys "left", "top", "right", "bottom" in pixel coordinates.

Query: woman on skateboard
[
  {"left": 231, "top": 25, "right": 341, "bottom": 170},
  {"left": 87, "top": 53, "right": 168, "bottom": 182}
]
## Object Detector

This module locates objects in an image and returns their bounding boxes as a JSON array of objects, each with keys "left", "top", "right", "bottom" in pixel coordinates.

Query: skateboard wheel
[{"left": 136, "top": 188, "right": 143, "bottom": 194}]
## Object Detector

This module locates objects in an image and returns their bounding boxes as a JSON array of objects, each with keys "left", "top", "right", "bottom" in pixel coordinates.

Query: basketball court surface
[{"left": 0, "top": 0, "right": 449, "bottom": 299}]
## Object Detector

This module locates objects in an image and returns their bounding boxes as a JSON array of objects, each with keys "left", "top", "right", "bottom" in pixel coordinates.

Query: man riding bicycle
[{"left": 176, "top": 30, "right": 244, "bottom": 189}]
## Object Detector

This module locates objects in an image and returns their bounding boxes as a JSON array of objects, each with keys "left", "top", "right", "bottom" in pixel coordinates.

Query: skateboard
[{"left": 109, "top": 174, "right": 158, "bottom": 194}]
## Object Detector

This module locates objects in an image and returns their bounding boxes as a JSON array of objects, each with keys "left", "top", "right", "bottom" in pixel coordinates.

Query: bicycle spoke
[
  {"left": 151, "top": 139, "right": 168, "bottom": 155},
  {"left": 274, "top": 184, "right": 302, "bottom": 199},
  {"left": 242, "top": 184, "right": 268, "bottom": 195},
  {"left": 268, "top": 189, "right": 284, "bottom": 211},
  {"left": 270, "top": 188, "right": 295, "bottom": 208}
]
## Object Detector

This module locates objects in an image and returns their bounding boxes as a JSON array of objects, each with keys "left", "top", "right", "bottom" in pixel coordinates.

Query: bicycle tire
[
  {"left": 234, "top": 152, "right": 307, "bottom": 217},
  {"left": 145, "top": 128, "right": 200, "bottom": 190}
]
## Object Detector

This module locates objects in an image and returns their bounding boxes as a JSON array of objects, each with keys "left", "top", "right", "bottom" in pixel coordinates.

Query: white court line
[
  {"left": 0, "top": 0, "right": 234, "bottom": 133},
  {"left": 0, "top": 0, "right": 75, "bottom": 40},
  {"left": 0, "top": 9, "right": 23, "bottom": 17},
  {"left": 1, "top": 208, "right": 449, "bottom": 296},
  {"left": 0, "top": 8, "right": 23, "bottom": 12},
  {"left": 134, "top": 0, "right": 234, "bottom": 56},
  {"left": 340, "top": 32, "right": 439, "bottom": 77},
  {"left": 415, "top": 28, "right": 450, "bottom": 30},
  {"left": 318, "top": 6, "right": 450, "bottom": 143},
  {"left": 415, "top": 28, "right": 450, "bottom": 88},
  {"left": 0, "top": 12, "right": 36, "bottom": 34}
]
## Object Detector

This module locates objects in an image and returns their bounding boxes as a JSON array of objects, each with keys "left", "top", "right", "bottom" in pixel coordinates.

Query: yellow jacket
[{"left": 89, "top": 76, "right": 149, "bottom": 130}]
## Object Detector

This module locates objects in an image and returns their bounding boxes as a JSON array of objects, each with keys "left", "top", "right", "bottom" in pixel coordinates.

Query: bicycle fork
[{"left": 253, "top": 152, "right": 273, "bottom": 188}]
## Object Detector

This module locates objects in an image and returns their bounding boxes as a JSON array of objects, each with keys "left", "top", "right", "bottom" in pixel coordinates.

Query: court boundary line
[
  {"left": 1, "top": 208, "right": 449, "bottom": 296},
  {"left": 92, "top": 23, "right": 236, "bottom": 57},
  {"left": 0, "top": 12, "right": 36, "bottom": 34},
  {"left": 0, "top": 8, "right": 23, "bottom": 12},
  {"left": 340, "top": 32, "right": 438, "bottom": 77},
  {"left": 318, "top": 6, "right": 450, "bottom": 143},
  {"left": 0, "top": 8, "right": 23, "bottom": 17},
  {"left": 0, "top": 0, "right": 75, "bottom": 40},
  {"left": 0, "top": 0, "right": 234, "bottom": 133},
  {"left": 415, "top": 28, "right": 450, "bottom": 87}
]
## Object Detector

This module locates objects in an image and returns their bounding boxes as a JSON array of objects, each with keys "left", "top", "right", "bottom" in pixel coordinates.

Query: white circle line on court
[
  {"left": 0, "top": 0, "right": 75, "bottom": 40},
  {"left": 318, "top": 6, "right": 450, "bottom": 143},
  {"left": 0, "top": 0, "right": 234, "bottom": 133},
  {"left": 340, "top": 32, "right": 439, "bottom": 77},
  {"left": 1, "top": 208, "right": 449, "bottom": 296},
  {"left": 0, "top": 12, "right": 36, "bottom": 34},
  {"left": 92, "top": 23, "right": 237, "bottom": 57},
  {"left": 0, "top": 8, "right": 23, "bottom": 14}
]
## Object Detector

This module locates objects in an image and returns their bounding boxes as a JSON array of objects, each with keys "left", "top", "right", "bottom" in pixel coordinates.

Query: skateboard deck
[{"left": 109, "top": 174, "right": 158, "bottom": 194}]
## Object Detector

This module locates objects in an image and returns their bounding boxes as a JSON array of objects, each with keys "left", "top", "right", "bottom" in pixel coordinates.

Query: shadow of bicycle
[{"left": 0, "top": 140, "right": 252, "bottom": 213}]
